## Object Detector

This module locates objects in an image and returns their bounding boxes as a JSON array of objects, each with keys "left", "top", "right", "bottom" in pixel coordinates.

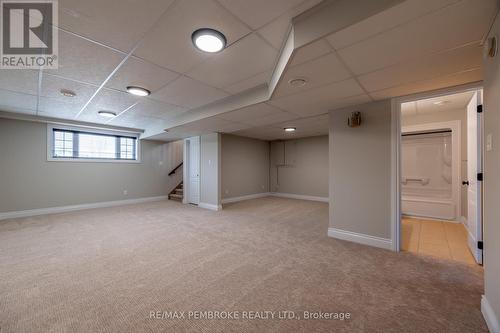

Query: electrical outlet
[
  {"left": 123, "top": 190, "right": 128, "bottom": 196},
  {"left": 225, "top": 189, "right": 229, "bottom": 194},
  {"left": 487, "top": 133, "right": 493, "bottom": 152},
  {"left": 261, "top": 185, "right": 265, "bottom": 190},
  {"left": 159, "top": 161, "right": 163, "bottom": 166}
]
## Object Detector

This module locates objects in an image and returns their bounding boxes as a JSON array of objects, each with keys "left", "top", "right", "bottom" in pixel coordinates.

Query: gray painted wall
[
  {"left": 221, "top": 134, "right": 269, "bottom": 199},
  {"left": 200, "top": 133, "right": 221, "bottom": 207},
  {"left": 329, "top": 100, "right": 392, "bottom": 239},
  {"left": 483, "top": 11, "right": 500, "bottom": 328},
  {"left": 402, "top": 107, "right": 468, "bottom": 218},
  {"left": 270, "top": 135, "right": 329, "bottom": 198},
  {"left": 0, "top": 118, "right": 183, "bottom": 213}
]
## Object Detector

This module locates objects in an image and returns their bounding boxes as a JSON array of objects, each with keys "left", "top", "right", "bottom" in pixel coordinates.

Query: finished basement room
[{"left": 1, "top": 0, "right": 500, "bottom": 332}]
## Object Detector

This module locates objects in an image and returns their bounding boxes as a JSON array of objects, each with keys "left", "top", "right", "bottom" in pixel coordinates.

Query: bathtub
[{"left": 402, "top": 188, "right": 456, "bottom": 220}]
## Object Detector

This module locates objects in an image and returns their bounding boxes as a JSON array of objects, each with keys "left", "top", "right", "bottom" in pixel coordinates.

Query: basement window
[{"left": 47, "top": 124, "right": 140, "bottom": 162}]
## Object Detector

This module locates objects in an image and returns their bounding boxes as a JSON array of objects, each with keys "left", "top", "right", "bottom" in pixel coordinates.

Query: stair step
[
  {"left": 169, "top": 193, "right": 183, "bottom": 200},
  {"left": 175, "top": 188, "right": 183, "bottom": 194}
]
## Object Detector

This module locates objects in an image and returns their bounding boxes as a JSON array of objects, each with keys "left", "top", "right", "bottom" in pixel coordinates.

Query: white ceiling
[
  {"left": 0, "top": 0, "right": 497, "bottom": 142},
  {"left": 401, "top": 90, "right": 475, "bottom": 117}
]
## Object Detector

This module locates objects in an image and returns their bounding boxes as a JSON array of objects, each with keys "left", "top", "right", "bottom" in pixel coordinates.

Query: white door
[
  {"left": 466, "top": 91, "right": 483, "bottom": 264},
  {"left": 188, "top": 137, "right": 200, "bottom": 205}
]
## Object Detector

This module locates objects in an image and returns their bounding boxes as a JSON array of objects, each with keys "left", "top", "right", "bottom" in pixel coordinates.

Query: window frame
[{"left": 47, "top": 124, "right": 141, "bottom": 163}]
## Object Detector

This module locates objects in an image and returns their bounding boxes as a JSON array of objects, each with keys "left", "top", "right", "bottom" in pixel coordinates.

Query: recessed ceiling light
[
  {"left": 126, "top": 86, "right": 150, "bottom": 97},
  {"left": 288, "top": 78, "right": 307, "bottom": 87},
  {"left": 98, "top": 110, "right": 117, "bottom": 118},
  {"left": 60, "top": 89, "right": 76, "bottom": 97},
  {"left": 192, "top": 28, "right": 226, "bottom": 53},
  {"left": 284, "top": 127, "right": 296, "bottom": 132},
  {"left": 433, "top": 100, "right": 450, "bottom": 105}
]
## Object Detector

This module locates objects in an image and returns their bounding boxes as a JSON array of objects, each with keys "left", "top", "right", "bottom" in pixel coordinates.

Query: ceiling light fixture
[
  {"left": 284, "top": 127, "right": 296, "bottom": 132},
  {"left": 288, "top": 78, "right": 307, "bottom": 87},
  {"left": 98, "top": 110, "right": 117, "bottom": 118},
  {"left": 192, "top": 28, "right": 226, "bottom": 53},
  {"left": 126, "top": 86, "right": 151, "bottom": 97},
  {"left": 60, "top": 89, "right": 76, "bottom": 97}
]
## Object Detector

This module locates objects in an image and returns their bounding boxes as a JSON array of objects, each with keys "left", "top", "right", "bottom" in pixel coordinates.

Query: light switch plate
[{"left": 487, "top": 133, "right": 493, "bottom": 151}]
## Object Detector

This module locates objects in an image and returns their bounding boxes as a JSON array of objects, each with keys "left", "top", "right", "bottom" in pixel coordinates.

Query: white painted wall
[
  {"left": 329, "top": 100, "right": 392, "bottom": 242},
  {"left": 482, "top": 10, "right": 500, "bottom": 333},
  {"left": 221, "top": 134, "right": 269, "bottom": 200},
  {"left": 0, "top": 118, "right": 183, "bottom": 213}
]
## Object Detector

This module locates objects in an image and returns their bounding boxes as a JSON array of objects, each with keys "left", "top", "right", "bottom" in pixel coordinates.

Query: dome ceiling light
[
  {"left": 126, "top": 86, "right": 151, "bottom": 97},
  {"left": 98, "top": 110, "right": 117, "bottom": 118},
  {"left": 192, "top": 28, "right": 227, "bottom": 53}
]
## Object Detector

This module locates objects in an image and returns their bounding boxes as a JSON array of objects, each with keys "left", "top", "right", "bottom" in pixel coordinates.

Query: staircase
[{"left": 169, "top": 182, "right": 183, "bottom": 201}]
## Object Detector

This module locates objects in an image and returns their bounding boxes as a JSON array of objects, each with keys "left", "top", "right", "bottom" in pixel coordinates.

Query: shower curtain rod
[{"left": 402, "top": 129, "right": 452, "bottom": 137}]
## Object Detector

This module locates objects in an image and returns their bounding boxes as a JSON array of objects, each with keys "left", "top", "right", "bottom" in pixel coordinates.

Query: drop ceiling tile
[
  {"left": 38, "top": 74, "right": 98, "bottom": 117},
  {"left": 223, "top": 70, "right": 271, "bottom": 94},
  {"left": 78, "top": 88, "right": 139, "bottom": 121},
  {"left": 106, "top": 57, "right": 179, "bottom": 94},
  {"left": 370, "top": 68, "right": 482, "bottom": 100},
  {"left": 217, "top": 102, "right": 298, "bottom": 127},
  {"left": 0, "top": 69, "right": 39, "bottom": 95},
  {"left": 337, "top": 0, "right": 497, "bottom": 75},
  {"left": 326, "top": 0, "right": 460, "bottom": 50},
  {"left": 188, "top": 34, "right": 277, "bottom": 89},
  {"left": 217, "top": 103, "right": 282, "bottom": 123},
  {"left": 232, "top": 126, "right": 280, "bottom": 140},
  {"left": 289, "top": 39, "right": 333, "bottom": 67},
  {"left": 125, "top": 99, "right": 188, "bottom": 120},
  {"left": 152, "top": 76, "right": 228, "bottom": 109},
  {"left": 358, "top": 42, "right": 482, "bottom": 92},
  {"left": 274, "top": 52, "right": 352, "bottom": 97},
  {"left": 269, "top": 79, "right": 366, "bottom": 116},
  {"left": 169, "top": 116, "right": 246, "bottom": 134},
  {"left": 258, "top": 0, "right": 323, "bottom": 49},
  {"left": 218, "top": 0, "right": 305, "bottom": 30},
  {"left": 244, "top": 109, "right": 298, "bottom": 127},
  {"left": 134, "top": 0, "right": 251, "bottom": 73},
  {"left": 415, "top": 91, "right": 474, "bottom": 114},
  {"left": 59, "top": 0, "right": 175, "bottom": 52},
  {"left": 0, "top": 89, "right": 37, "bottom": 114},
  {"left": 110, "top": 113, "right": 166, "bottom": 130},
  {"left": 46, "top": 30, "right": 125, "bottom": 85}
]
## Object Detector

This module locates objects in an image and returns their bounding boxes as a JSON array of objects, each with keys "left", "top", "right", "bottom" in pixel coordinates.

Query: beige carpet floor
[{"left": 0, "top": 197, "right": 487, "bottom": 332}]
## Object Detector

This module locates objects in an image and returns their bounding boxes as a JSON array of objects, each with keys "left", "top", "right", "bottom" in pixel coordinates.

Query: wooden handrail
[{"left": 168, "top": 162, "right": 183, "bottom": 176}]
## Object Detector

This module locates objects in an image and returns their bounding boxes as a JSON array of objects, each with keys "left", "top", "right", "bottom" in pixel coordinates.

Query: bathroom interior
[{"left": 400, "top": 90, "right": 482, "bottom": 265}]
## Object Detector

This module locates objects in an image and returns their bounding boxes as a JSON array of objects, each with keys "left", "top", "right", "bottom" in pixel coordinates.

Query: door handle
[{"left": 462, "top": 181, "right": 469, "bottom": 186}]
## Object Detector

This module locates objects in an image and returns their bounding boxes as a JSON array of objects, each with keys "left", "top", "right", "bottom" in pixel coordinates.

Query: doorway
[
  {"left": 184, "top": 136, "right": 200, "bottom": 205},
  {"left": 396, "top": 87, "right": 483, "bottom": 265}
]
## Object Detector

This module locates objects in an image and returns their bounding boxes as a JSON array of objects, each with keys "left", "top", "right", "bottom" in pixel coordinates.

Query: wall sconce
[{"left": 348, "top": 112, "right": 362, "bottom": 127}]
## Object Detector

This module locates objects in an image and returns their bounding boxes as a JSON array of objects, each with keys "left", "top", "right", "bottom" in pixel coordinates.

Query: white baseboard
[
  {"left": 482, "top": 295, "right": 500, "bottom": 333},
  {"left": 222, "top": 192, "right": 271, "bottom": 204},
  {"left": 270, "top": 192, "right": 329, "bottom": 203},
  {"left": 0, "top": 196, "right": 168, "bottom": 221},
  {"left": 328, "top": 227, "right": 392, "bottom": 250},
  {"left": 198, "top": 202, "right": 222, "bottom": 211},
  {"left": 402, "top": 214, "right": 461, "bottom": 223},
  {"left": 459, "top": 216, "right": 468, "bottom": 225}
]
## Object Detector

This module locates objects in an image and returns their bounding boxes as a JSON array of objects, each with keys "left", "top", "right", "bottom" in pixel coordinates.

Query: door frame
[
  {"left": 391, "top": 81, "right": 483, "bottom": 252},
  {"left": 183, "top": 136, "right": 201, "bottom": 205}
]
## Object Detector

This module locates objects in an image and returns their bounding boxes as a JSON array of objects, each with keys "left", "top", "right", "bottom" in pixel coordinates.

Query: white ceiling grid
[{"left": 0, "top": 0, "right": 496, "bottom": 141}]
